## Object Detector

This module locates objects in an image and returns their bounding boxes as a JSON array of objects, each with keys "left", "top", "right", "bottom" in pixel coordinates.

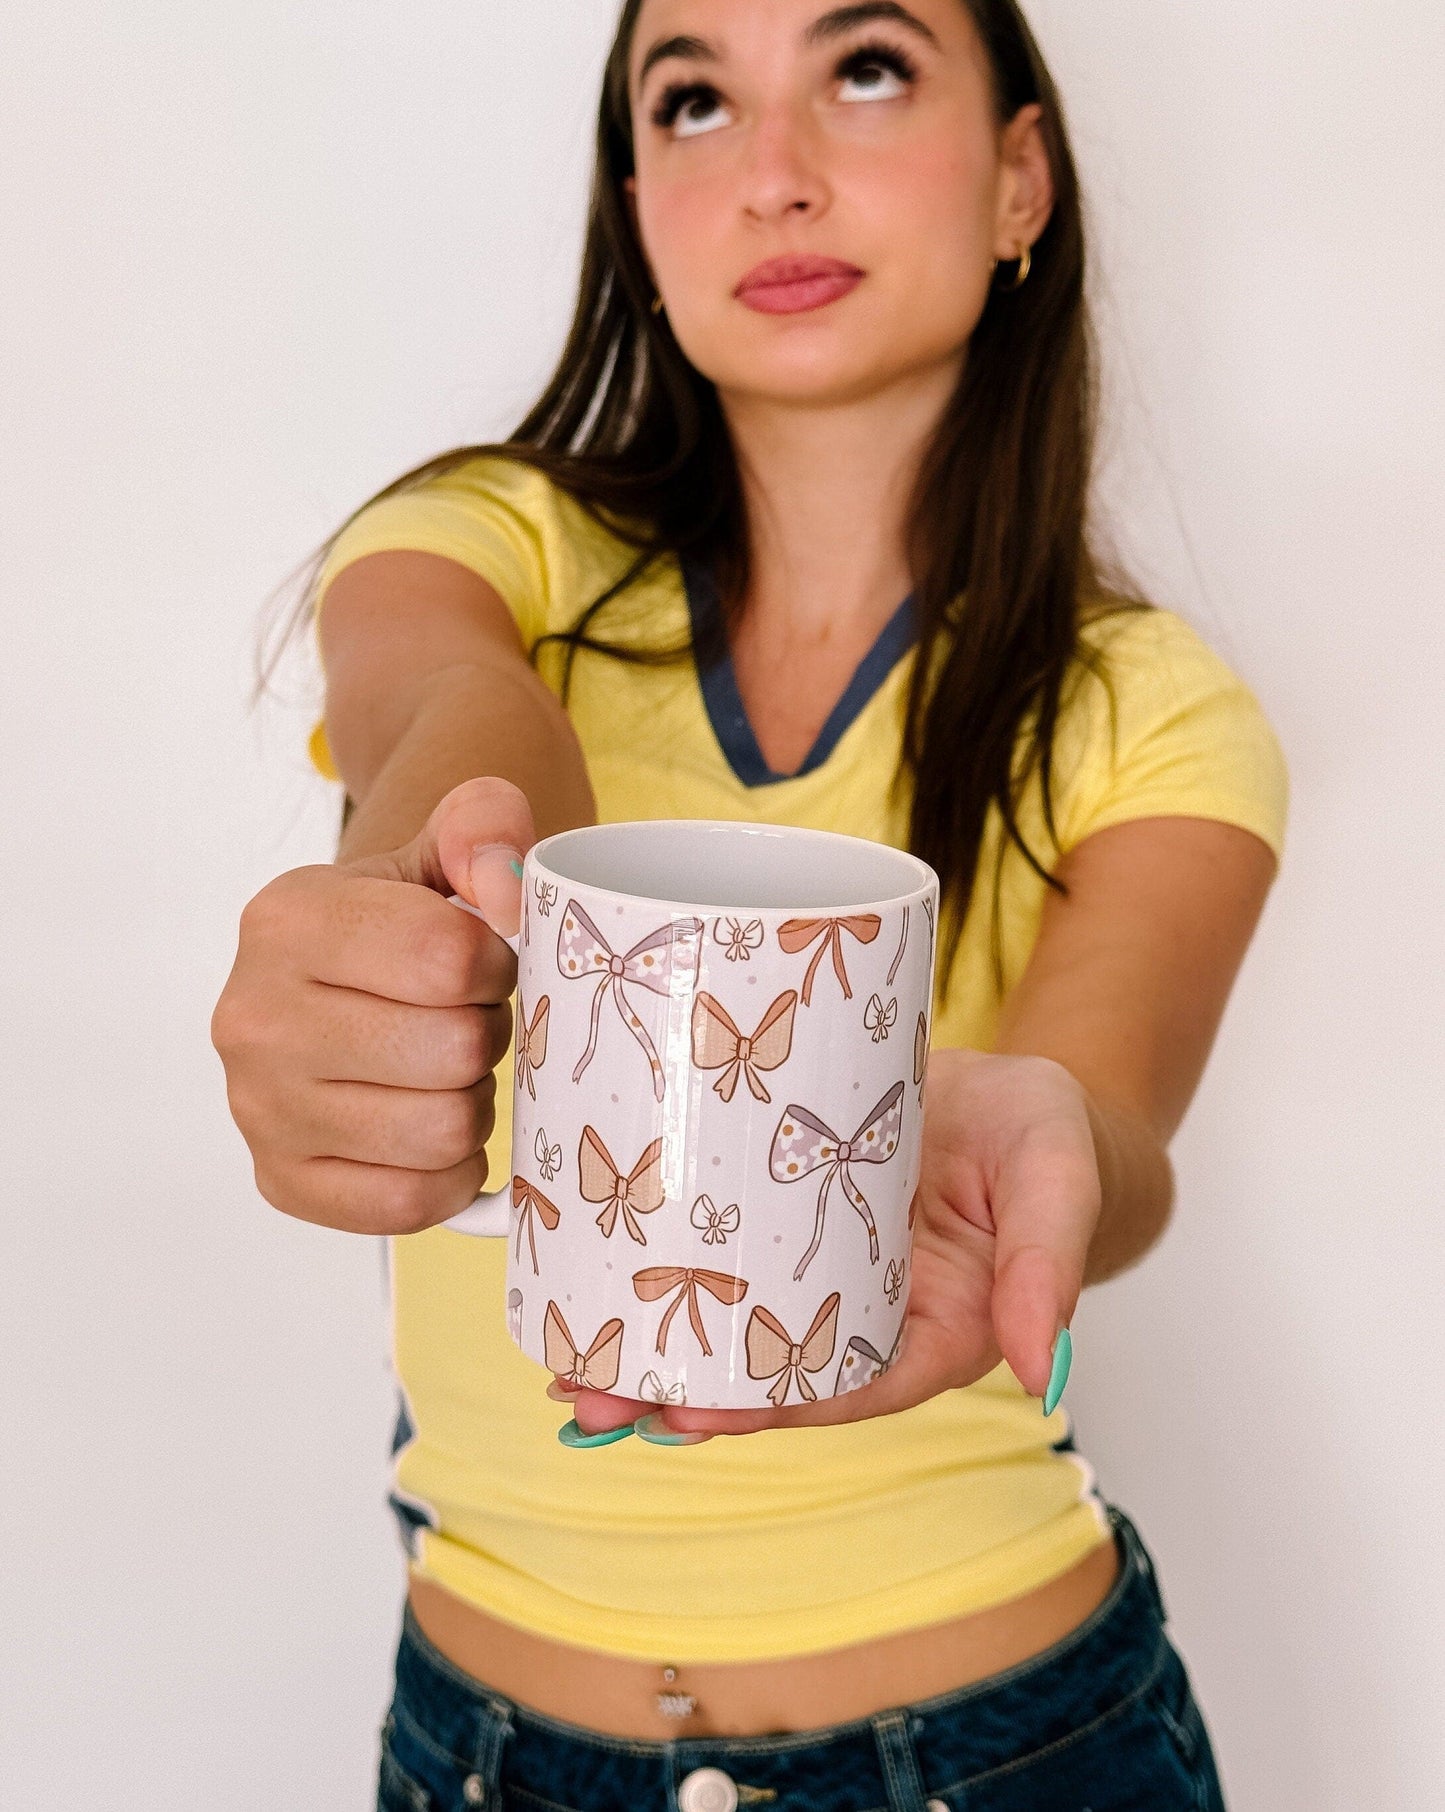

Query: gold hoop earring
[
  {"left": 650, "top": 293, "right": 665, "bottom": 317},
  {"left": 999, "top": 243, "right": 1031, "bottom": 291}
]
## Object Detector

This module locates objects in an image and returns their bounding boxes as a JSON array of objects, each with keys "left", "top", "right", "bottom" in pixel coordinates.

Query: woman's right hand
[{"left": 210, "top": 776, "right": 534, "bottom": 1236}]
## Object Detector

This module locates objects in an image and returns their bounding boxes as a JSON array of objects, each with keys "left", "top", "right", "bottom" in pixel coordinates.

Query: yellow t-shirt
[{"left": 306, "top": 455, "right": 1289, "bottom": 1663}]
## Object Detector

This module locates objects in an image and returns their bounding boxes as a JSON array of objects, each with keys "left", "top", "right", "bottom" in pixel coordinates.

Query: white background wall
[{"left": 2, "top": 2, "right": 1440, "bottom": 1806}]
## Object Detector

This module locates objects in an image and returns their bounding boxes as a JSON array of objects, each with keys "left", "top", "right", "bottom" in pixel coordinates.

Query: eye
[
  {"left": 654, "top": 82, "right": 733, "bottom": 140},
  {"left": 649, "top": 39, "right": 917, "bottom": 143},
  {"left": 836, "top": 43, "right": 918, "bottom": 104}
]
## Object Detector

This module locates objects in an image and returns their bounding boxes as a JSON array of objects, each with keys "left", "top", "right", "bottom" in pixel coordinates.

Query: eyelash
[{"left": 650, "top": 39, "right": 921, "bottom": 132}]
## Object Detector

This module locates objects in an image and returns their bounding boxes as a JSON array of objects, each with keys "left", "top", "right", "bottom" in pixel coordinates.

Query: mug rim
[{"left": 527, "top": 818, "right": 938, "bottom": 917}]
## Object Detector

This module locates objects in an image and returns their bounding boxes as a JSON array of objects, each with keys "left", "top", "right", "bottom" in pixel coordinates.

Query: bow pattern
[
  {"left": 745, "top": 1293, "right": 841, "bottom": 1406},
  {"left": 776, "top": 914, "right": 882, "bottom": 1006},
  {"left": 511, "top": 1176, "right": 560, "bottom": 1275},
  {"left": 834, "top": 1321, "right": 903, "bottom": 1396},
  {"left": 713, "top": 916, "right": 764, "bottom": 962},
  {"left": 886, "top": 906, "right": 909, "bottom": 986},
  {"left": 632, "top": 1266, "right": 748, "bottom": 1356},
  {"left": 638, "top": 1370, "right": 687, "bottom": 1406},
  {"left": 558, "top": 901, "right": 703, "bottom": 1101},
  {"left": 535, "top": 1127, "right": 561, "bottom": 1182},
  {"left": 578, "top": 1126, "right": 666, "bottom": 1245},
  {"left": 515, "top": 992, "right": 550, "bottom": 1100},
  {"left": 543, "top": 1301, "right": 624, "bottom": 1391},
  {"left": 770, "top": 1080, "right": 905, "bottom": 1280},
  {"left": 864, "top": 993, "right": 897, "bottom": 1042},
  {"left": 690, "top": 989, "right": 797, "bottom": 1103},
  {"left": 690, "top": 1193, "right": 740, "bottom": 1246}
]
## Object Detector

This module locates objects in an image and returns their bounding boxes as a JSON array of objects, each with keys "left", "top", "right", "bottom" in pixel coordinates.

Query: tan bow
[
  {"left": 745, "top": 1294, "right": 841, "bottom": 1406},
  {"left": 690, "top": 989, "right": 797, "bottom": 1102},
  {"left": 632, "top": 1266, "right": 748, "bottom": 1356},
  {"left": 776, "top": 914, "right": 882, "bottom": 1005},
  {"left": 578, "top": 1126, "right": 666, "bottom": 1245},
  {"left": 543, "top": 1301, "right": 624, "bottom": 1392},
  {"left": 515, "top": 993, "right": 550, "bottom": 1101}
]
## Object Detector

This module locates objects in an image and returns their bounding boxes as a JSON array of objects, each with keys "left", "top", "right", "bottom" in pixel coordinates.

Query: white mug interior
[{"left": 532, "top": 819, "right": 933, "bottom": 913}]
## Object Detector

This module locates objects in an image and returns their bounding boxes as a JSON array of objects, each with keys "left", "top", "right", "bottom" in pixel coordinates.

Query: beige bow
[{"left": 744, "top": 1294, "right": 841, "bottom": 1406}]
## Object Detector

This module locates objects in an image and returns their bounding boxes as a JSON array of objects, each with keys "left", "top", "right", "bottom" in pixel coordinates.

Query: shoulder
[
  {"left": 1068, "top": 601, "right": 1274, "bottom": 742},
  {"left": 313, "top": 452, "right": 645, "bottom": 644},
  {"left": 1055, "top": 601, "right": 1291, "bottom": 864}
]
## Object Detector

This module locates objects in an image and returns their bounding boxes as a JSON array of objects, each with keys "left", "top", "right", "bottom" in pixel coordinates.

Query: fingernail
[
  {"left": 1043, "top": 1326, "right": 1073, "bottom": 1416},
  {"left": 633, "top": 1413, "right": 712, "bottom": 1446},
  {"left": 557, "top": 1417, "right": 635, "bottom": 1449},
  {"left": 545, "top": 1380, "right": 581, "bottom": 1403},
  {"left": 469, "top": 844, "right": 524, "bottom": 938}
]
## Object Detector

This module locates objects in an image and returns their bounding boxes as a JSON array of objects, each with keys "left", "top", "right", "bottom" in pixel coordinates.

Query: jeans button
[
  {"left": 678, "top": 1766, "right": 739, "bottom": 1812},
  {"left": 462, "top": 1774, "right": 487, "bottom": 1806}
]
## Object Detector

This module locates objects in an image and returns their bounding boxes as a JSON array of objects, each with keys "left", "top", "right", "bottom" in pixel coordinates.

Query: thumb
[{"left": 341, "top": 776, "right": 536, "bottom": 939}]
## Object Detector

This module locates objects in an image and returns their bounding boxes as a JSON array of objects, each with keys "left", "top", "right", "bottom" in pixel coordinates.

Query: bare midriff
[{"left": 405, "top": 1533, "right": 1123, "bottom": 1739}]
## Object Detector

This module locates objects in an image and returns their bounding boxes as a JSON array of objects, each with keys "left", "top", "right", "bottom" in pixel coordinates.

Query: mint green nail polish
[
  {"left": 509, "top": 858, "right": 524, "bottom": 878},
  {"left": 1043, "top": 1327, "right": 1073, "bottom": 1415},
  {"left": 634, "top": 1412, "right": 711, "bottom": 1446},
  {"left": 557, "top": 1417, "right": 635, "bottom": 1448}
]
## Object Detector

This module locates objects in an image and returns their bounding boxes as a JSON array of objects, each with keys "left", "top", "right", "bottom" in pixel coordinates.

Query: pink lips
[{"left": 734, "top": 255, "right": 864, "bottom": 315}]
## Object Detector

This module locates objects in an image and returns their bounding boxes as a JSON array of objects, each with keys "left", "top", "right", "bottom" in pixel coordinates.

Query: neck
[{"left": 719, "top": 361, "right": 960, "bottom": 642}]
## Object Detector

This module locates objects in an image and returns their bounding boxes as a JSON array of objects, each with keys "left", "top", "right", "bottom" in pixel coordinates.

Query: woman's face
[{"left": 626, "top": 0, "right": 1051, "bottom": 410}]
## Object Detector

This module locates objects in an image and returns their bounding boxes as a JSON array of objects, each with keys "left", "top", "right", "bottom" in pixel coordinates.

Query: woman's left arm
[{"left": 564, "top": 813, "right": 1280, "bottom": 1438}]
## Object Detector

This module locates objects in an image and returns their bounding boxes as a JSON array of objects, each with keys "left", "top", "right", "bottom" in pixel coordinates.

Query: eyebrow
[{"left": 637, "top": 4, "right": 940, "bottom": 89}]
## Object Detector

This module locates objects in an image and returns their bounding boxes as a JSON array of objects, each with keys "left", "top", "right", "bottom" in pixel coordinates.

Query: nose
[{"left": 740, "top": 105, "right": 830, "bottom": 226}]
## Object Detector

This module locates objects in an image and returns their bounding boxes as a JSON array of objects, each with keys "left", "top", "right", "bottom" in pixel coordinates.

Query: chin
[{"left": 705, "top": 341, "right": 960, "bottom": 411}]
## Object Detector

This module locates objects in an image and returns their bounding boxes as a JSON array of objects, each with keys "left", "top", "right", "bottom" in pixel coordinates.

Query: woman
[{"left": 216, "top": 1, "right": 1288, "bottom": 1806}]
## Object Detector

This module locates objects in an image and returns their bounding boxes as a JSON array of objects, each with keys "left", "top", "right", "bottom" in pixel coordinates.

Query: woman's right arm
[{"left": 210, "top": 550, "right": 596, "bottom": 1237}]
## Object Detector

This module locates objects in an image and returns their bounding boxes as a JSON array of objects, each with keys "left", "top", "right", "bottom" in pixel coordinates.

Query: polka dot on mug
[
  {"left": 712, "top": 1156, "right": 721, "bottom": 1167},
  {"left": 611, "top": 1093, "right": 619, "bottom": 1103},
  {"left": 774, "top": 1234, "right": 782, "bottom": 1244},
  {"left": 747, "top": 974, "right": 757, "bottom": 985}
]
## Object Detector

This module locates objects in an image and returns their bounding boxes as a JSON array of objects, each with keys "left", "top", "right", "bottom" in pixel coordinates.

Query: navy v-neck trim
[{"left": 681, "top": 557, "right": 919, "bottom": 790}]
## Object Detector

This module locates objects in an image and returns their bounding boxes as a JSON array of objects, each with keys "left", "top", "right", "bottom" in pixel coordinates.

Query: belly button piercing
[{"left": 657, "top": 1664, "right": 698, "bottom": 1718}]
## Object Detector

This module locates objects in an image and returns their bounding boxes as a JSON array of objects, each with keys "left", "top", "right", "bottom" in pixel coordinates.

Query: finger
[
  {"left": 298, "top": 982, "right": 512, "bottom": 1089},
  {"left": 266, "top": 1148, "right": 495, "bottom": 1237},
  {"left": 562, "top": 1387, "right": 653, "bottom": 1435},
  {"left": 346, "top": 776, "right": 535, "bottom": 893},
  {"left": 641, "top": 1311, "right": 979, "bottom": 1438},
  {"left": 293, "top": 872, "right": 518, "bottom": 1007},
  {"left": 347, "top": 776, "right": 536, "bottom": 942},
  {"left": 989, "top": 1109, "right": 1101, "bottom": 1400},
  {"left": 275, "top": 1076, "right": 496, "bottom": 1172}
]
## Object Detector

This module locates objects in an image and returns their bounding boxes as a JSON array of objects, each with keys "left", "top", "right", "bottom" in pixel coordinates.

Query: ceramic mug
[{"left": 442, "top": 819, "right": 938, "bottom": 1410}]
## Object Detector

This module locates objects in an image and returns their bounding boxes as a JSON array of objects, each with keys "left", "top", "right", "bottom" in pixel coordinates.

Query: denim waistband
[{"left": 389, "top": 1500, "right": 1172, "bottom": 1812}]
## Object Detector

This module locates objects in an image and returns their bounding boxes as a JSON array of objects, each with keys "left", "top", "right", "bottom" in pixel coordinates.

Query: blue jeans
[{"left": 377, "top": 1501, "right": 1227, "bottom": 1811}]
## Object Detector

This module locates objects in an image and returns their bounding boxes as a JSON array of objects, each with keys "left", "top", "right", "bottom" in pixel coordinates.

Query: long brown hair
[{"left": 256, "top": 0, "right": 1148, "bottom": 1002}]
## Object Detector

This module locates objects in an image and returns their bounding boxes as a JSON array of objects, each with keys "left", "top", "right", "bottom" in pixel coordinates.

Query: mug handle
[{"left": 440, "top": 892, "right": 521, "bottom": 1239}]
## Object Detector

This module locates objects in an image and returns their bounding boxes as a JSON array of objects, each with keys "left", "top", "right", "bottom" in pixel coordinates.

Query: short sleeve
[
  {"left": 304, "top": 457, "right": 598, "bottom": 783},
  {"left": 1058, "top": 607, "right": 1291, "bottom": 865}
]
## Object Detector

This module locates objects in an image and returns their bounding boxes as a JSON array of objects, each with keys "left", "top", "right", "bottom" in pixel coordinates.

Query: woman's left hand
[{"left": 557, "top": 1047, "right": 1102, "bottom": 1440}]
